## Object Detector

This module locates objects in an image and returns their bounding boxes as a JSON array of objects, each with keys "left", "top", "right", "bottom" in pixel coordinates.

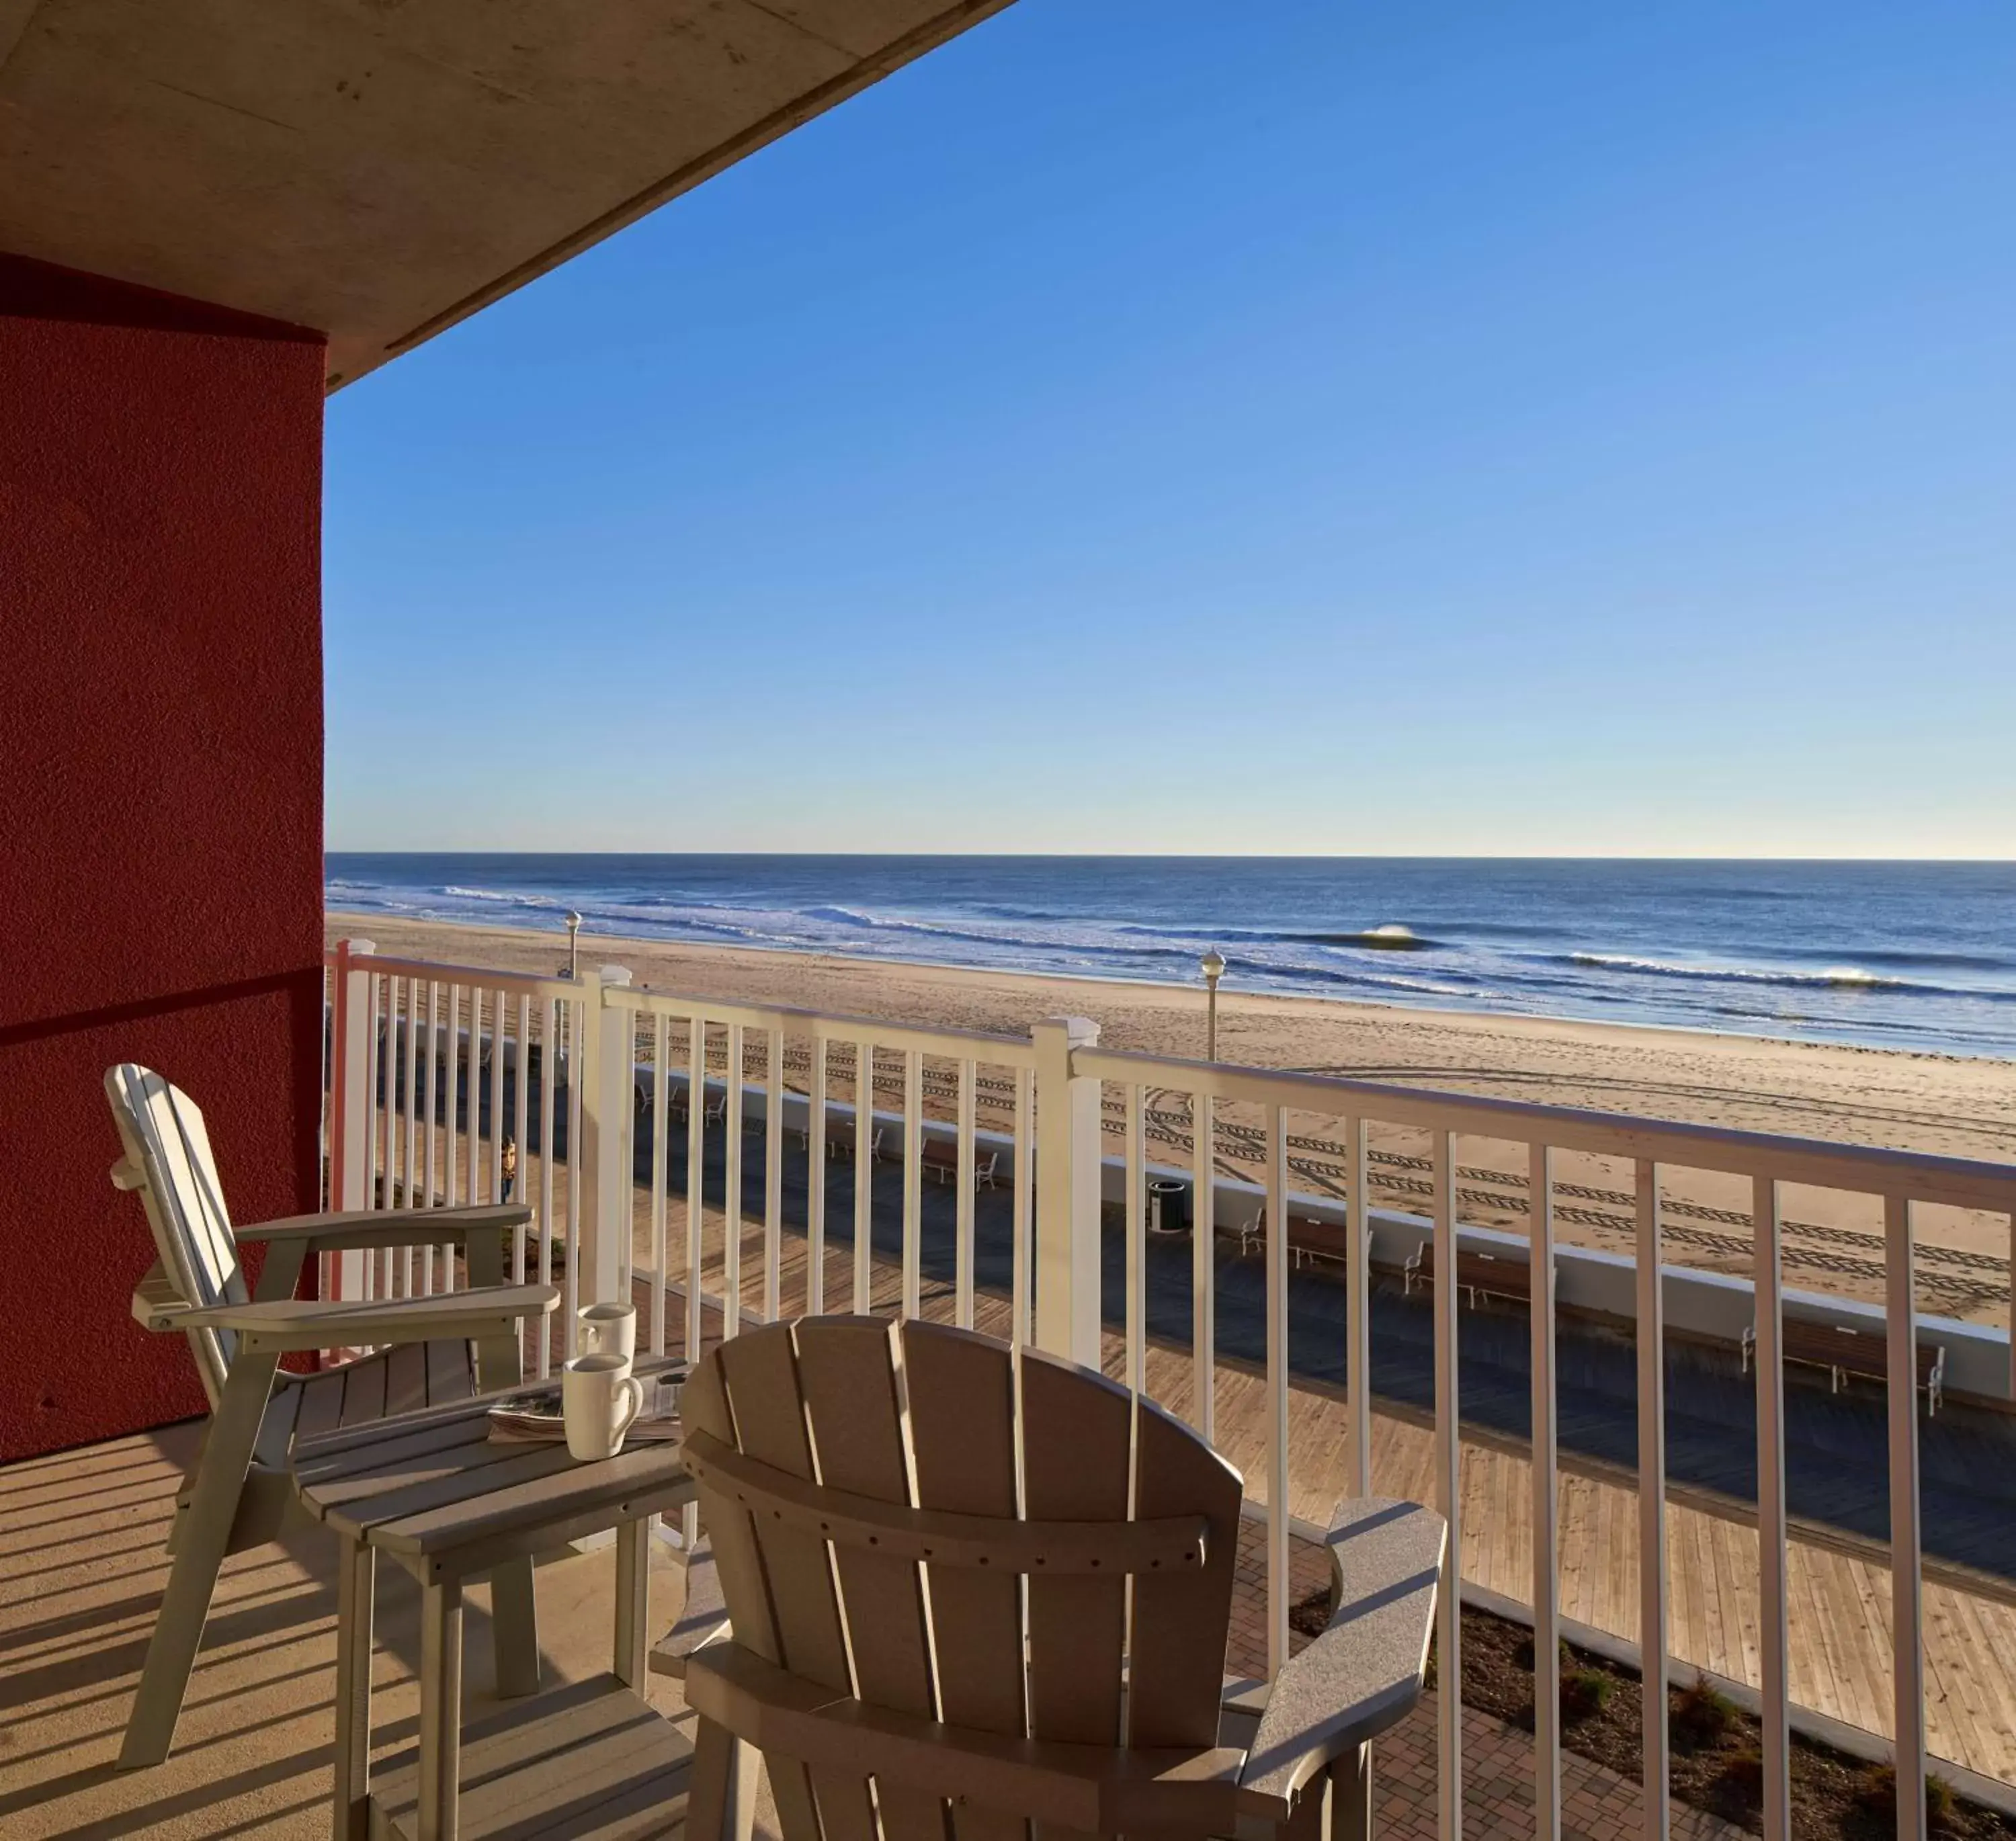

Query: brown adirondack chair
[
  {"left": 674, "top": 1316, "right": 1443, "bottom": 1841},
  {"left": 106, "top": 1064, "right": 560, "bottom": 1768}
]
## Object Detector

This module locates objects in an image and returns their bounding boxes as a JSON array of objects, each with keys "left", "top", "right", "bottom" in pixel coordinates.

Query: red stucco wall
[{"left": 0, "top": 253, "right": 328, "bottom": 1459}]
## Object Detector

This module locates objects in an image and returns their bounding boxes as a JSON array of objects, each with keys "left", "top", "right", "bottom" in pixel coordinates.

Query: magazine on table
[{"left": 487, "top": 1371, "right": 685, "bottom": 1444}]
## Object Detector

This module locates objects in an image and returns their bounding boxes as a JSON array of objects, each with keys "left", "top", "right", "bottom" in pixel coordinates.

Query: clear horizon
[
  {"left": 327, "top": 849, "right": 2007, "bottom": 863},
  {"left": 325, "top": 3, "right": 2016, "bottom": 859}
]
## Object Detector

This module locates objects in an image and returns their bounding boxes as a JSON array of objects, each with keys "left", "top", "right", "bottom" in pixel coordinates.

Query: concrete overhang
[{"left": 0, "top": 0, "right": 1013, "bottom": 388}]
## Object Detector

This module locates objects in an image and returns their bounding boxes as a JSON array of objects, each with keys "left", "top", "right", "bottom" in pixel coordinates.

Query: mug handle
[{"left": 616, "top": 1376, "right": 645, "bottom": 1440}]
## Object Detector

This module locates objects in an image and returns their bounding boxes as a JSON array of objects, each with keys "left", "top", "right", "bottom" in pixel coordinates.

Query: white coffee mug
[
  {"left": 578, "top": 1301, "right": 636, "bottom": 1365},
  {"left": 562, "top": 1353, "right": 643, "bottom": 1461}
]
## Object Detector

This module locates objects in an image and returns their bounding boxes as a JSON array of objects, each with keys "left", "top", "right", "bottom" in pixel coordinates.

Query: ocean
[{"left": 325, "top": 855, "right": 2016, "bottom": 1060}]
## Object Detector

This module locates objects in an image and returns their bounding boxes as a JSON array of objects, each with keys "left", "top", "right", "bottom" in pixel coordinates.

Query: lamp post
[
  {"left": 565, "top": 910, "right": 583, "bottom": 981},
  {"left": 1200, "top": 948, "right": 1226, "bottom": 1062}
]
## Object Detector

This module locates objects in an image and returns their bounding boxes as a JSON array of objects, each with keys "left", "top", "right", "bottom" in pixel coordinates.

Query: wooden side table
[{"left": 292, "top": 1365, "right": 695, "bottom": 1841}]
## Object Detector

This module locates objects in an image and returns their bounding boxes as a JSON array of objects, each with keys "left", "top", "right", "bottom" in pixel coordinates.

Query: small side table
[{"left": 292, "top": 1365, "right": 696, "bottom": 1841}]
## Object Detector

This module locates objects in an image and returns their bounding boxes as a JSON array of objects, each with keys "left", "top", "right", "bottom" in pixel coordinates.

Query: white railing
[{"left": 323, "top": 937, "right": 2016, "bottom": 1841}]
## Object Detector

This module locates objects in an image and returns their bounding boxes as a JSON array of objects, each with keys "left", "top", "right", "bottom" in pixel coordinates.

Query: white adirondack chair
[
  {"left": 671, "top": 1316, "right": 1444, "bottom": 1841},
  {"left": 106, "top": 1063, "right": 560, "bottom": 1768}
]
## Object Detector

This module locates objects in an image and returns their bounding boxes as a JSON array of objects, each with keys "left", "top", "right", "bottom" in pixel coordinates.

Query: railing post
[
  {"left": 579, "top": 966, "right": 633, "bottom": 1311},
  {"left": 1031, "top": 1016, "right": 1101, "bottom": 1366},
  {"left": 329, "top": 939, "right": 376, "bottom": 1303}
]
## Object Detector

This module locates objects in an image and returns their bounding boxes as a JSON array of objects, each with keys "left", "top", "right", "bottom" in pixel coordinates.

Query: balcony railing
[{"left": 322, "top": 937, "right": 2016, "bottom": 1841}]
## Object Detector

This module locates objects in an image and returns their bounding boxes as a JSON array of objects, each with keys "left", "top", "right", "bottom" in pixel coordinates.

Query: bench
[
  {"left": 1235, "top": 1209, "right": 1355, "bottom": 1271},
  {"left": 814, "top": 1121, "right": 885, "bottom": 1162},
  {"left": 918, "top": 1138, "right": 1000, "bottom": 1190},
  {"left": 1402, "top": 1243, "right": 1533, "bottom": 1310},
  {"left": 661, "top": 1085, "right": 727, "bottom": 1129},
  {"left": 1741, "top": 1317, "right": 1945, "bottom": 1415}
]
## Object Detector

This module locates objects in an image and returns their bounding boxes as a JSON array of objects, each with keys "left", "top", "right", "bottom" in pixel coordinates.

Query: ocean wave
[
  {"left": 1117, "top": 922, "right": 1443, "bottom": 951},
  {"left": 1566, "top": 952, "right": 1923, "bottom": 993},
  {"left": 442, "top": 885, "right": 564, "bottom": 909},
  {"left": 801, "top": 904, "right": 880, "bottom": 928}
]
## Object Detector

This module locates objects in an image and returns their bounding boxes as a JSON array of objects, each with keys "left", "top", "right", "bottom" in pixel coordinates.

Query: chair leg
[
  {"left": 119, "top": 1351, "right": 279, "bottom": 1768},
  {"left": 489, "top": 1557, "right": 540, "bottom": 1699},
  {"left": 689, "top": 1716, "right": 758, "bottom": 1841},
  {"left": 333, "top": 1538, "right": 376, "bottom": 1841},
  {"left": 418, "top": 1577, "right": 464, "bottom": 1841},
  {"left": 1327, "top": 1742, "right": 1371, "bottom": 1841}
]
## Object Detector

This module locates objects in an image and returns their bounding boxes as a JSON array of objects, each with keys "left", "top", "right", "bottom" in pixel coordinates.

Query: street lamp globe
[
  {"left": 565, "top": 910, "right": 583, "bottom": 980},
  {"left": 1200, "top": 948, "right": 1226, "bottom": 1062}
]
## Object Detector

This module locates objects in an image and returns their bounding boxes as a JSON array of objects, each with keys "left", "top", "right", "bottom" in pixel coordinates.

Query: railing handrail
[
  {"left": 323, "top": 944, "right": 581, "bottom": 1004},
  {"left": 1075, "top": 1043, "right": 2016, "bottom": 1212},
  {"left": 603, "top": 978, "right": 1039, "bottom": 1066}
]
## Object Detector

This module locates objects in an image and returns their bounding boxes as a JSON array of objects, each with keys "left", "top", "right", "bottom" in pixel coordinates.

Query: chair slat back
[
  {"left": 105, "top": 1064, "right": 247, "bottom": 1404},
  {"left": 691, "top": 1317, "right": 1245, "bottom": 1841},
  {"left": 904, "top": 1324, "right": 1027, "bottom": 1841}
]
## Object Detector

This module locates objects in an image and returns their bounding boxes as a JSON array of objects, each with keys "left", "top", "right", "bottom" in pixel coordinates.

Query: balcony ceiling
[{"left": 0, "top": 0, "right": 1011, "bottom": 388}]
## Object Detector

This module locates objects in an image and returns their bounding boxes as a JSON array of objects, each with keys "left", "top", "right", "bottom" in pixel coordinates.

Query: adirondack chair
[
  {"left": 105, "top": 1064, "right": 561, "bottom": 1768},
  {"left": 674, "top": 1316, "right": 1444, "bottom": 1841}
]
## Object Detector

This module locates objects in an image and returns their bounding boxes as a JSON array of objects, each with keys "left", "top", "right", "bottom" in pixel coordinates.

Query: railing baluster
[
  {"left": 764, "top": 1027, "right": 784, "bottom": 1324},
  {"left": 423, "top": 981, "right": 440, "bottom": 1296},
  {"left": 650, "top": 1015, "right": 669, "bottom": 1358},
  {"left": 1265, "top": 1102, "right": 1290, "bottom": 1678},
  {"left": 808, "top": 1037, "right": 827, "bottom": 1316},
  {"left": 512, "top": 994, "right": 530, "bottom": 1286},
  {"left": 1347, "top": 1114, "right": 1372, "bottom": 1496},
  {"left": 1012, "top": 1064, "right": 1032, "bottom": 1348},
  {"left": 1432, "top": 1127, "right": 1462, "bottom": 1841},
  {"left": 376, "top": 978, "right": 394, "bottom": 1307},
  {"left": 444, "top": 984, "right": 460, "bottom": 1219},
  {"left": 1125, "top": 1083, "right": 1145, "bottom": 1396},
  {"left": 564, "top": 995, "right": 583, "bottom": 1353},
  {"left": 1637, "top": 1157, "right": 1669, "bottom": 1841},
  {"left": 1754, "top": 1173, "right": 1790, "bottom": 1841},
  {"left": 1531, "top": 1143, "right": 1560, "bottom": 1841},
  {"left": 854, "top": 1038, "right": 874, "bottom": 1313},
  {"left": 955, "top": 1057, "right": 976, "bottom": 1330},
  {"left": 379, "top": 975, "right": 395, "bottom": 1214},
  {"left": 613, "top": 994, "right": 636, "bottom": 1307},
  {"left": 537, "top": 996, "right": 556, "bottom": 1376},
  {"left": 1193, "top": 1086, "right": 1215, "bottom": 1443},
  {"left": 724, "top": 1022, "right": 744, "bottom": 1337},
  {"left": 367, "top": 976, "right": 384, "bottom": 1270},
  {"left": 1888, "top": 1191, "right": 1926, "bottom": 1841},
  {"left": 685, "top": 1017, "right": 705, "bottom": 1363},
  {"left": 489, "top": 987, "right": 505, "bottom": 1209},
  {"left": 902, "top": 1048, "right": 923, "bottom": 1320},
  {"left": 466, "top": 988, "right": 482, "bottom": 1224},
  {"left": 403, "top": 978, "right": 420, "bottom": 1295},
  {"left": 373, "top": 976, "right": 392, "bottom": 1304}
]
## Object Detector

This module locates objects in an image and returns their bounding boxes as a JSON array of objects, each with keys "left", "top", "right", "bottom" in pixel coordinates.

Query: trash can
[{"left": 1147, "top": 1178, "right": 1189, "bottom": 1236}]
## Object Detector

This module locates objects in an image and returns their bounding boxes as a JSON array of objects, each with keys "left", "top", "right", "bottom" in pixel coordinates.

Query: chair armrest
[
  {"left": 649, "top": 1533, "right": 731, "bottom": 1680},
  {"left": 234, "top": 1203, "right": 532, "bottom": 1252},
  {"left": 171, "top": 1283, "right": 558, "bottom": 1353},
  {"left": 131, "top": 1260, "right": 191, "bottom": 1332},
  {"left": 1236, "top": 1498, "right": 1443, "bottom": 1815}
]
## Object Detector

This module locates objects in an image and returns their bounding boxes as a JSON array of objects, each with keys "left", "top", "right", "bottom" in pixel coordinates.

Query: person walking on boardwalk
[{"left": 501, "top": 1135, "right": 518, "bottom": 1202}]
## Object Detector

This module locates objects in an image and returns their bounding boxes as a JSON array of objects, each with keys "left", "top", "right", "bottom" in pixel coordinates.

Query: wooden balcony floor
[
  {"left": 0, "top": 1419, "right": 695, "bottom": 1839},
  {"left": 1, "top": 1415, "right": 1738, "bottom": 1841}
]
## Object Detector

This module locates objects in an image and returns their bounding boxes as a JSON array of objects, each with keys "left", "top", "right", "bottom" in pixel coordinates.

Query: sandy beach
[{"left": 329, "top": 911, "right": 2016, "bottom": 1322}]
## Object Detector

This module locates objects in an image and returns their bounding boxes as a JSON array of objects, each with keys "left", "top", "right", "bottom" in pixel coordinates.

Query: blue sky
[{"left": 325, "top": 1, "right": 2016, "bottom": 857}]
